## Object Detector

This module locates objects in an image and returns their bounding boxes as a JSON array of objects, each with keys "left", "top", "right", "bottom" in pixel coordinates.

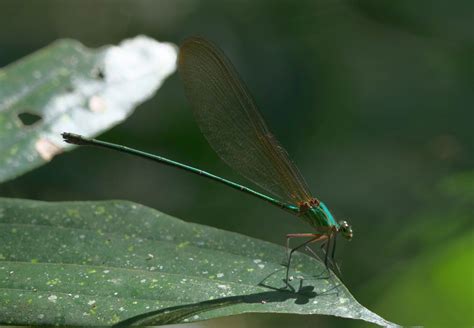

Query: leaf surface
[{"left": 0, "top": 198, "right": 396, "bottom": 326}]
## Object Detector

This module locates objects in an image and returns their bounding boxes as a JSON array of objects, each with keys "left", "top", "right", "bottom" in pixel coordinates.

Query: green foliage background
[{"left": 1, "top": 0, "right": 473, "bottom": 326}]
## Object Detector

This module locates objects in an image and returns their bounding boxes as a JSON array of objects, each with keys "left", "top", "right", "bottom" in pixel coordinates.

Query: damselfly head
[{"left": 339, "top": 220, "right": 353, "bottom": 241}]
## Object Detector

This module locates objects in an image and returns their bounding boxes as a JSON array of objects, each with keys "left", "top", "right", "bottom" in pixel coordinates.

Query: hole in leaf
[
  {"left": 92, "top": 67, "right": 105, "bottom": 80},
  {"left": 18, "top": 112, "right": 42, "bottom": 126}
]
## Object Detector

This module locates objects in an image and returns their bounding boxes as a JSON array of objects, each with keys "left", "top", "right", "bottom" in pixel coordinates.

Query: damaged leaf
[{"left": 0, "top": 36, "right": 177, "bottom": 183}]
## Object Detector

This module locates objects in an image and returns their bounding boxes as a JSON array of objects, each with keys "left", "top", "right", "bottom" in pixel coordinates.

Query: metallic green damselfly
[{"left": 62, "top": 37, "right": 353, "bottom": 286}]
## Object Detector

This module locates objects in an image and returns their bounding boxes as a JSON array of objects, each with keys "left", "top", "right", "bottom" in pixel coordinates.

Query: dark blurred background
[{"left": 1, "top": 0, "right": 473, "bottom": 326}]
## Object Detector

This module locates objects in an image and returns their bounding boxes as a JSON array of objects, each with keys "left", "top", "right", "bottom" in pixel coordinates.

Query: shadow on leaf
[{"left": 114, "top": 284, "right": 319, "bottom": 326}]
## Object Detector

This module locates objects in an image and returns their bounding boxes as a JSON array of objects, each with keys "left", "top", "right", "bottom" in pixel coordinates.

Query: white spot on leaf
[
  {"left": 35, "top": 138, "right": 61, "bottom": 161},
  {"left": 47, "top": 295, "right": 58, "bottom": 303},
  {"left": 88, "top": 95, "right": 107, "bottom": 112}
]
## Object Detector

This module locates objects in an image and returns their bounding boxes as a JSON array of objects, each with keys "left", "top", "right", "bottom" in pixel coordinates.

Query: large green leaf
[
  {"left": 0, "top": 36, "right": 176, "bottom": 183},
  {"left": 0, "top": 198, "right": 396, "bottom": 326}
]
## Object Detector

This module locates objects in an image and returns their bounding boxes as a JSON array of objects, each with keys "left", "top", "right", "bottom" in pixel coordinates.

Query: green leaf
[
  {"left": 0, "top": 198, "right": 396, "bottom": 327},
  {"left": 0, "top": 36, "right": 177, "bottom": 183}
]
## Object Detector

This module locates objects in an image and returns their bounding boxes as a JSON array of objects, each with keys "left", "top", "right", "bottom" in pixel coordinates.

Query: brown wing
[{"left": 178, "top": 37, "right": 313, "bottom": 205}]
